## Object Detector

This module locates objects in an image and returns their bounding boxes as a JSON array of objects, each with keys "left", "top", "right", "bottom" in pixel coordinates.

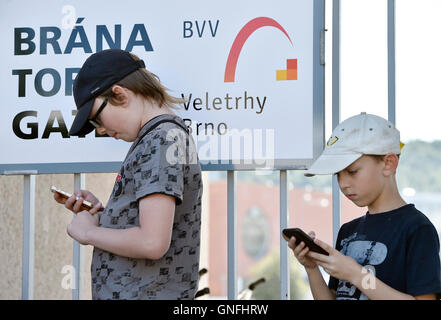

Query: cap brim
[
  {"left": 304, "top": 153, "right": 362, "bottom": 177},
  {"left": 69, "top": 99, "right": 96, "bottom": 136}
]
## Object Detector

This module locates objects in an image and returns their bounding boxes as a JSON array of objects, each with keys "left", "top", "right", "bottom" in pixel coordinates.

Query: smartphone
[
  {"left": 50, "top": 186, "right": 97, "bottom": 212},
  {"left": 282, "top": 228, "right": 329, "bottom": 256}
]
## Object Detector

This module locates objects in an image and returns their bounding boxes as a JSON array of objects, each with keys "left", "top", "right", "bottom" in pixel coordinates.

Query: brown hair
[{"left": 99, "top": 53, "right": 184, "bottom": 109}]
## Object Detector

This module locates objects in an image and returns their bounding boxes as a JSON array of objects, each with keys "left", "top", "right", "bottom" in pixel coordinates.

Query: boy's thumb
[{"left": 314, "top": 238, "right": 331, "bottom": 253}]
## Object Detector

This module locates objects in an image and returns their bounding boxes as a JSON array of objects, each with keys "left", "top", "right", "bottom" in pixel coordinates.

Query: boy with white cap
[{"left": 288, "top": 112, "right": 441, "bottom": 300}]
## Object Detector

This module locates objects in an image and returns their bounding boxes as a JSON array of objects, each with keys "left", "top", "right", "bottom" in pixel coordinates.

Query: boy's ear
[
  {"left": 382, "top": 153, "right": 399, "bottom": 176},
  {"left": 111, "top": 85, "right": 130, "bottom": 107}
]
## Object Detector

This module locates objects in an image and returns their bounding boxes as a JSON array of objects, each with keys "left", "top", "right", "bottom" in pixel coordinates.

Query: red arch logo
[{"left": 224, "top": 17, "right": 296, "bottom": 83}]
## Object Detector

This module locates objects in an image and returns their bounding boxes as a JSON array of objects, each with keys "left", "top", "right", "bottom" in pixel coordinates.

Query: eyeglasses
[{"left": 88, "top": 98, "right": 108, "bottom": 128}]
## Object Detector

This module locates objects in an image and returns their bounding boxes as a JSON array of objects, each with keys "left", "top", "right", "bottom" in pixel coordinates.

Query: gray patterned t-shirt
[{"left": 91, "top": 114, "right": 203, "bottom": 300}]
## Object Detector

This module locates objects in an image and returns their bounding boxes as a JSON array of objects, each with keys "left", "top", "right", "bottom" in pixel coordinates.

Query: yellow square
[{"left": 276, "top": 70, "right": 287, "bottom": 81}]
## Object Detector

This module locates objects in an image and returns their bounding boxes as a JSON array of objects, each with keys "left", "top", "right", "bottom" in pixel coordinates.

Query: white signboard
[{"left": 0, "top": 0, "right": 324, "bottom": 173}]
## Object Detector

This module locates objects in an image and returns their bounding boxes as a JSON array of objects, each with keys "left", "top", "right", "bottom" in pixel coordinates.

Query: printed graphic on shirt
[
  {"left": 113, "top": 166, "right": 124, "bottom": 198},
  {"left": 335, "top": 232, "right": 387, "bottom": 300}
]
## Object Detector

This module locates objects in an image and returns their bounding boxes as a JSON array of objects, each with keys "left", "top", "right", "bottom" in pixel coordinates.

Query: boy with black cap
[
  {"left": 54, "top": 49, "right": 203, "bottom": 300},
  {"left": 287, "top": 113, "right": 441, "bottom": 300}
]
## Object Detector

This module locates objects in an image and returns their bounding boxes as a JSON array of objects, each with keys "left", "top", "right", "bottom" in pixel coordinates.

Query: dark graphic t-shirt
[
  {"left": 328, "top": 204, "right": 441, "bottom": 300},
  {"left": 91, "top": 114, "right": 203, "bottom": 300}
]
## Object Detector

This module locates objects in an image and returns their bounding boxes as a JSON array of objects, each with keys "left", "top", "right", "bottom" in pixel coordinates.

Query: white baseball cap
[{"left": 305, "top": 112, "right": 403, "bottom": 177}]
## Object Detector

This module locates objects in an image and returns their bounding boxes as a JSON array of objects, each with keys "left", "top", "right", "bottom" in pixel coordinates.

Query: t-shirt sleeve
[
  {"left": 406, "top": 224, "right": 441, "bottom": 298},
  {"left": 133, "top": 126, "right": 187, "bottom": 205}
]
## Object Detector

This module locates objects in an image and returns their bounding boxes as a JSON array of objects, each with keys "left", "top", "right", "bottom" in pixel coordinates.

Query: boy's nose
[{"left": 337, "top": 173, "right": 350, "bottom": 190}]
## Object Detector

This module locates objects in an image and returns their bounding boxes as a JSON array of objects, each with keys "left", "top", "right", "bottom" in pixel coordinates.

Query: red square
[{"left": 287, "top": 59, "right": 297, "bottom": 70}]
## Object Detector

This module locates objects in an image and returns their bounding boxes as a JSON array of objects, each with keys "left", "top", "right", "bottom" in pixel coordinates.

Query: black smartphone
[{"left": 282, "top": 228, "right": 329, "bottom": 256}]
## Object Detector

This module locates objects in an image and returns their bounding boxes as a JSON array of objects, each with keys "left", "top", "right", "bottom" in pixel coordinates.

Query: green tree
[{"left": 397, "top": 140, "right": 441, "bottom": 193}]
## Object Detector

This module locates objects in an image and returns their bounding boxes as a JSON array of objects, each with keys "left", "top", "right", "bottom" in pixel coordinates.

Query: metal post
[
  {"left": 227, "top": 170, "right": 237, "bottom": 300},
  {"left": 279, "top": 170, "right": 290, "bottom": 299},
  {"left": 22, "top": 174, "right": 35, "bottom": 300},
  {"left": 387, "top": 0, "right": 396, "bottom": 125},
  {"left": 332, "top": 0, "right": 341, "bottom": 246},
  {"left": 73, "top": 173, "right": 85, "bottom": 300}
]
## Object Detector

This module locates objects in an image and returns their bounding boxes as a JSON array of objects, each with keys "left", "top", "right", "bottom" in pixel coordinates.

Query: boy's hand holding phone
[
  {"left": 283, "top": 228, "right": 363, "bottom": 283},
  {"left": 52, "top": 186, "right": 104, "bottom": 245},
  {"left": 307, "top": 238, "right": 363, "bottom": 284},
  {"left": 286, "top": 230, "right": 320, "bottom": 270},
  {"left": 52, "top": 187, "right": 103, "bottom": 215}
]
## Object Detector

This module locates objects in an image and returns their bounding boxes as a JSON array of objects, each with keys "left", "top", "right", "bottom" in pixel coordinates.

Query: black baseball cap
[{"left": 69, "top": 49, "right": 145, "bottom": 136}]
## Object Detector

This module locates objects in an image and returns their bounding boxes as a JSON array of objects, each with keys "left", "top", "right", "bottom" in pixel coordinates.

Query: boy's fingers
[
  {"left": 54, "top": 193, "right": 66, "bottom": 204},
  {"left": 72, "top": 197, "right": 84, "bottom": 213},
  {"left": 299, "top": 246, "right": 309, "bottom": 258},
  {"left": 314, "top": 238, "right": 332, "bottom": 253},
  {"left": 64, "top": 195, "right": 76, "bottom": 210},
  {"left": 308, "top": 231, "right": 316, "bottom": 239},
  {"left": 287, "top": 236, "right": 297, "bottom": 249},
  {"left": 305, "top": 238, "right": 333, "bottom": 262},
  {"left": 90, "top": 202, "right": 103, "bottom": 215},
  {"left": 307, "top": 251, "right": 328, "bottom": 263},
  {"left": 293, "top": 241, "right": 305, "bottom": 256}
]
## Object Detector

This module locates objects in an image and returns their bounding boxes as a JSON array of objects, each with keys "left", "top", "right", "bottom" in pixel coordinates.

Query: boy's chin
[{"left": 350, "top": 198, "right": 367, "bottom": 208}]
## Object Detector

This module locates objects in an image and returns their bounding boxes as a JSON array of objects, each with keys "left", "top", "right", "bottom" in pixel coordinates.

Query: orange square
[
  {"left": 287, "top": 59, "right": 297, "bottom": 70},
  {"left": 276, "top": 70, "right": 287, "bottom": 81},
  {"left": 287, "top": 69, "right": 297, "bottom": 80}
]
